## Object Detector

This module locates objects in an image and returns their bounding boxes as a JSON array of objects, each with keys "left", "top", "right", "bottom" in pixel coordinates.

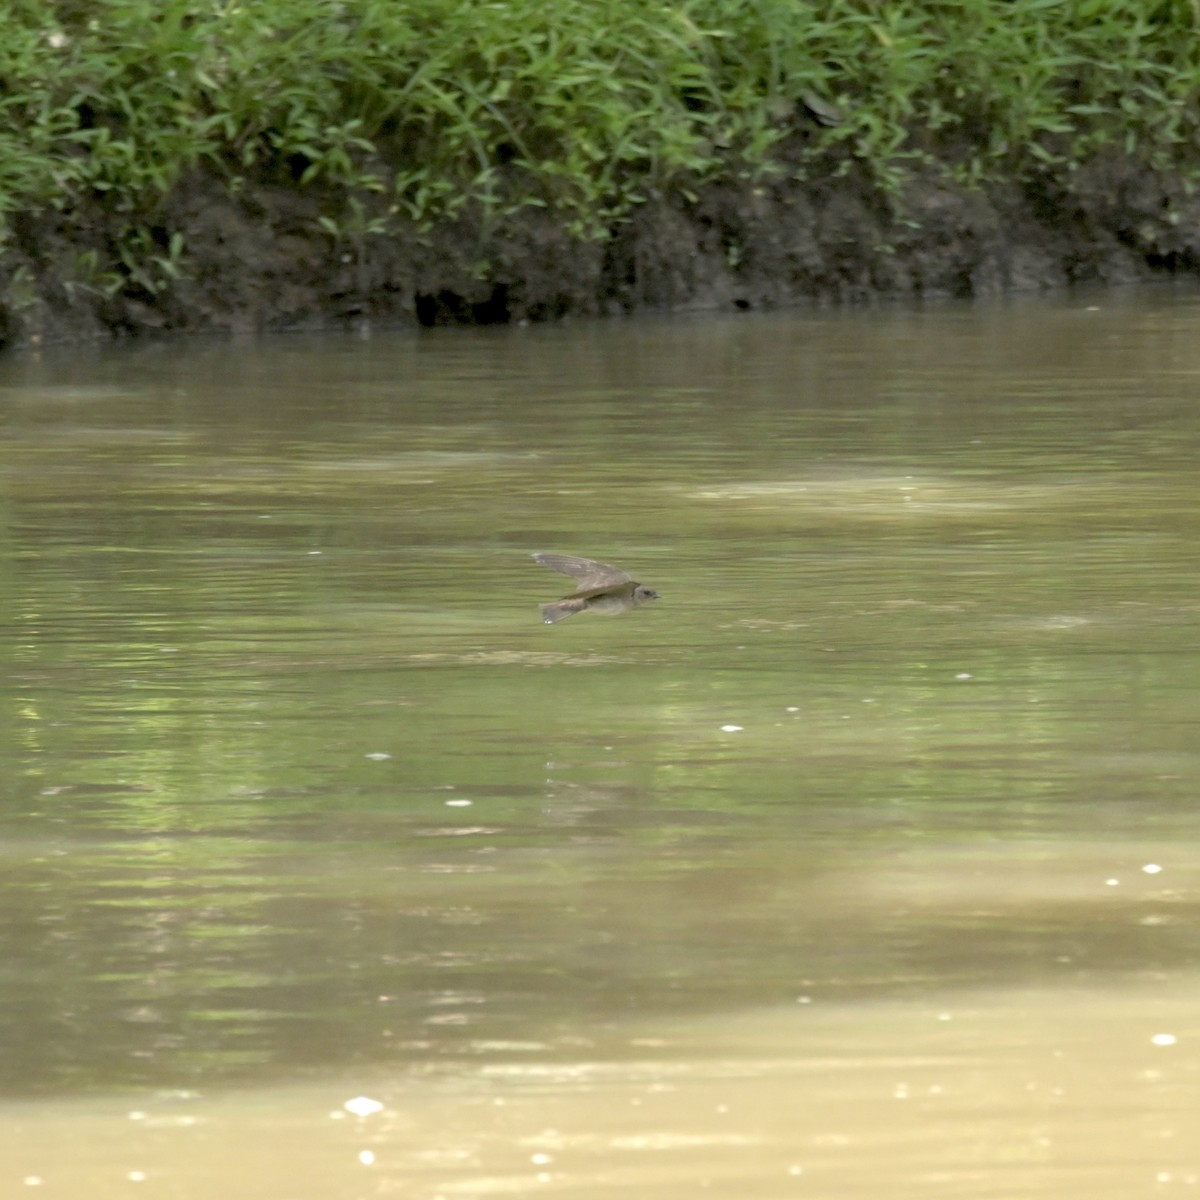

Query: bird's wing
[{"left": 532, "top": 553, "right": 630, "bottom": 590}]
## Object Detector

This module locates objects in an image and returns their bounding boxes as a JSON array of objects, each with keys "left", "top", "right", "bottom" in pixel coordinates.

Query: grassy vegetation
[{"left": 4, "top": 0, "right": 1200, "bottom": 303}]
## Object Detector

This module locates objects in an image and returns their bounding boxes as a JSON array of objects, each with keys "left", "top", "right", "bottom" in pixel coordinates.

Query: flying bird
[{"left": 532, "top": 553, "right": 660, "bottom": 625}]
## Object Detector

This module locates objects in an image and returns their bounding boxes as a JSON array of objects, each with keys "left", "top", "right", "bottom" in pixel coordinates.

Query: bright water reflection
[{"left": 1, "top": 288, "right": 1200, "bottom": 1195}]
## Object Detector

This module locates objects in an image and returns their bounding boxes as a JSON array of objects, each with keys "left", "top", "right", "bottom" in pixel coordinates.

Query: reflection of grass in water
[
  {"left": 408, "top": 650, "right": 627, "bottom": 667},
  {"left": 4, "top": 438, "right": 542, "bottom": 510}
]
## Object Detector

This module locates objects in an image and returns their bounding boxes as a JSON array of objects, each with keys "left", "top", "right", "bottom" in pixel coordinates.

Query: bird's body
[{"left": 532, "top": 553, "right": 660, "bottom": 625}]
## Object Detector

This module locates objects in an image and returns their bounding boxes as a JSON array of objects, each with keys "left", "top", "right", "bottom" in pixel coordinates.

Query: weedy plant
[{"left": 2, "top": 0, "right": 1200, "bottom": 311}]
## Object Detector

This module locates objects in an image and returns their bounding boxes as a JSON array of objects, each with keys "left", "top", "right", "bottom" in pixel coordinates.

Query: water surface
[{"left": 2, "top": 290, "right": 1199, "bottom": 1195}]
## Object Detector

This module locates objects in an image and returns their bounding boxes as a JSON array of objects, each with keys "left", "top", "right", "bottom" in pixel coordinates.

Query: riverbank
[{"left": 4, "top": 0, "right": 1200, "bottom": 347}]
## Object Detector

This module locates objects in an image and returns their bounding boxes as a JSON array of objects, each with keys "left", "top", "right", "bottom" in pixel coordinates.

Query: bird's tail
[{"left": 540, "top": 598, "right": 587, "bottom": 624}]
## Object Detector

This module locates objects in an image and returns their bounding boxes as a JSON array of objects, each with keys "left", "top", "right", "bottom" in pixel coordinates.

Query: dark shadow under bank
[{"left": 5, "top": 147, "right": 1198, "bottom": 350}]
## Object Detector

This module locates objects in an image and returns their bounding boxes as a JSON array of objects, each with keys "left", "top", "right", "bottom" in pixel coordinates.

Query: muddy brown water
[{"left": 2, "top": 290, "right": 1199, "bottom": 1196}]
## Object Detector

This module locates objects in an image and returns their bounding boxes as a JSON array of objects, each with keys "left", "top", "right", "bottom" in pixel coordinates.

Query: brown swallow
[{"left": 532, "top": 553, "right": 660, "bottom": 625}]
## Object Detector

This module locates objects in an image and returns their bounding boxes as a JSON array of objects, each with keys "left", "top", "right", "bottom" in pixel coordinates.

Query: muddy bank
[{"left": 6, "top": 148, "right": 1197, "bottom": 348}]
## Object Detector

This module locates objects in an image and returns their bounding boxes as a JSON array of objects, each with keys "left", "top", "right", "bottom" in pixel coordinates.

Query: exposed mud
[{"left": 4, "top": 147, "right": 1198, "bottom": 349}]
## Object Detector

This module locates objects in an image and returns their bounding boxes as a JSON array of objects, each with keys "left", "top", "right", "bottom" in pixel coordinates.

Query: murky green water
[{"left": 2, "top": 290, "right": 1199, "bottom": 1195}]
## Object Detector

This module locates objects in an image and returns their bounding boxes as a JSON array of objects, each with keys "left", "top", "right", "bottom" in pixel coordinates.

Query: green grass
[{"left": 5, "top": 0, "right": 1200, "bottom": 303}]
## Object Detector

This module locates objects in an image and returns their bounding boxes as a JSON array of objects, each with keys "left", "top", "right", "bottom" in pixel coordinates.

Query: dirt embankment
[{"left": 6, "top": 146, "right": 1197, "bottom": 348}]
